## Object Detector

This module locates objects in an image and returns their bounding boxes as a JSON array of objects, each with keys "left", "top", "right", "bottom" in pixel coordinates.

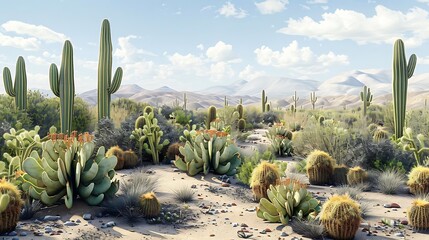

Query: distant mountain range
[{"left": 72, "top": 69, "right": 429, "bottom": 110}]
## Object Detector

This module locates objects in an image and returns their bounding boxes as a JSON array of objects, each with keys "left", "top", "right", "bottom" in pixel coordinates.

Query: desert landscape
[{"left": 1, "top": 1, "right": 429, "bottom": 240}]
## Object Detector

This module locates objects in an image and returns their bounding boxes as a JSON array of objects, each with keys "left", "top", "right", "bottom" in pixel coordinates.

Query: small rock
[
  {"left": 392, "top": 208, "right": 398, "bottom": 211},
  {"left": 394, "top": 232, "right": 405, "bottom": 237},
  {"left": 83, "top": 213, "right": 92, "bottom": 220},
  {"left": 210, "top": 234, "right": 215, "bottom": 237},
  {"left": 106, "top": 221, "right": 116, "bottom": 227},
  {"left": 231, "top": 203, "right": 237, "bottom": 206},
  {"left": 291, "top": 237, "right": 300, "bottom": 240},
  {"left": 245, "top": 207, "right": 256, "bottom": 212},
  {"left": 260, "top": 230, "right": 266, "bottom": 234},
  {"left": 19, "top": 232, "right": 27, "bottom": 236},
  {"left": 76, "top": 219, "right": 81, "bottom": 223},
  {"left": 265, "top": 228, "right": 272, "bottom": 232},
  {"left": 401, "top": 220, "right": 408, "bottom": 225},
  {"left": 8, "top": 231, "right": 17, "bottom": 236},
  {"left": 191, "top": 185, "right": 197, "bottom": 189},
  {"left": 33, "top": 231, "right": 43, "bottom": 236},
  {"left": 43, "top": 215, "right": 61, "bottom": 221},
  {"left": 64, "top": 221, "right": 78, "bottom": 226},
  {"left": 240, "top": 223, "right": 248, "bottom": 227},
  {"left": 173, "top": 169, "right": 180, "bottom": 172},
  {"left": 101, "top": 223, "right": 107, "bottom": 229},
  {"left": 383, "top": 203, "right": 401, "bottom": 208},
  {"left": 232, "top": 223, "right": 239, "bottom": 227},
  {"left": 280, "top": 232, "right": 288, "bottom": 237},
  {"left": 145, "top": 169, "right": 155, "bottom": 174},
  {"left": 221, "top": 183, "right": 230, "bottom": 187},
  {"left": 44, "top": 227, "right": 53, "bottom": 233}
]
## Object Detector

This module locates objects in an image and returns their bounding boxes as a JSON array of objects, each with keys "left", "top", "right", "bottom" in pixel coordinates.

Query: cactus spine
[
  {"left": 98, "top": 19, "right": 123, "bottom": 121},
  {"left": 3, "top": 56, "right": 27, "bottom": 110},
  {"left": 262, "top": 90, "right": 268, "bottom": 112},
  {"left": 360, "top": 85, "right": 373, "bottom": 116},
  {"left": 392, "top": 39, "right": 416, "bottom": 138},
  {"left": 50, "top": 40, "right": 75, "bottom": 134},
  {"left": 310, "top": 91, "right": 317, "bottom": 110}
]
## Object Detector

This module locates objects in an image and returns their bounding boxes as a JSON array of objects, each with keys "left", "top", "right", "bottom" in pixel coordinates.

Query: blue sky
[{"left": 0, "top": 0, "right": 428, "bottom": 93}]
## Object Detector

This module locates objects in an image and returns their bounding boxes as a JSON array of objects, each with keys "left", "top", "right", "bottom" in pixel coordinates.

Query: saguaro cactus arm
[
  {"left": 49, "top": 64, "right": 60, "bottom": 97},
  {"left": 3, "top": 68, "right": 15, "bottom": 97}
]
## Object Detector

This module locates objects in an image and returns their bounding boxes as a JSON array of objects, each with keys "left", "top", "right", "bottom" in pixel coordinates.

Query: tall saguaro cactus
[
  {"left": 360, "top": 85, "right": 373, "bottom": 117},
  {"left": 49, "top": 40, "right": 75, "bottom": 134},
  {"left": 183, "top": 92, "right": 187, "bottom": 110},
  {"left": 292, "top": 91, "right": 299, "bottom": 113},
  {"left": 262, "top": 90, "right": 268, "bottom": 112},
  {"left": 392, "top": 39, "right": 417, "bottom": 138},
  {"left": 98, "top": 19, "right": 123, "bottom": 121},
  {"left": 310, "top": 91, "right": 317, "bottom": 110},
  {"left": 3, "top": 56, "right": 27, "bottom": 110}
]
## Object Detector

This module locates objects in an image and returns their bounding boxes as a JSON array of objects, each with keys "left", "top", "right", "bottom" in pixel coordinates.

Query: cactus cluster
[
  {"left": 398, "top": 128, "right": 429, "bottom": 166},
  {"left": 392, "top": 39, "right": 416, "bottom": 139},
  {"left": 97, "top": 19, "right": 123, "bottom": 121},
  {"left": 360, "top": 85, "right": 372, "bottom": 117},
  {"left": 21, "top": 132, "right": 119, "bottom": 208},
  {"left": 256, "top": 183, "right": 320, "bottom": 224},
  {"left": 3, "top": 56, "right": 27, "bottom": 110},
  {"left": 306, "top": 150, "right": 335, "bottom": 185},
  {"left": 50, "top": 40, "right": 75, "bottom": 134},
  {"left": 320, "top": 194, "right": 361, "bottom": 240},
  {"left": 250, "top": 162, "right": 280, "bottom": 201},
  {"left": 139, "top": 192, "right": 161, "bottom": 218},
  {"left": 174, "top": 129, "right": 241, "bottom": 176},
  {"left": 266, "top": 123, "right": 293, "bottom": 156},
  {"left": 333, "top": 165, "right": 349, "bottom": 186},
  {"left": 236, "top": 104, "right": 246, "bottom": 131},
  {"left": 0, "top": 179, "right": 23, "bottom": 233},
  {"left": 408, "top": 197, "right": 429, "bottom": 230},
  {"left": 131, "top": 106, "right": 169, "bottom": 164}
]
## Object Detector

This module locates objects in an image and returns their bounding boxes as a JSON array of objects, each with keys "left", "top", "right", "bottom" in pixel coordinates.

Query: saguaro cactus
[
  {"left": 50, "top": 40, "right": 75, "bottom": 134},
  {"left": 98, "top": 19, "right": 123, "bottom": 121},
  {"left": 292, "top": 91, "right": 299, "bottom": 110},
  {"left": 183, "top": 92, "right": 187, "bottom": 110},
  {"left": 262, "top": 90, "right": 268, "bottom": 112},
  {"left": 310, "top": 91, "right": 317, "bottom": 110},
  {"left": 392, "top": 39, "right": 416, "bottom": 138},
  {"left": 360, "top": 85, "right": 373, "bottom": 116},
  {"left": 207, "top": 106, "right": 217, "bottom": 128},
  {"left": 3, "top": 56, "right": 27, "bottom": 110}
]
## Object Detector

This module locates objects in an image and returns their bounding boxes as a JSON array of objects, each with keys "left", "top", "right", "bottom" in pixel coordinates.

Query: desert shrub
[
  {"left": 405, "top": 109, "right": 429, "bottom": 138},
  {"left": 261, "top": 111, "right": 280, "bottom": 125},
  {"left": 246, "top": 107, "right": 263, "bottom": 128},
  {"left": 335, "top": 185, "right": 363, "bottom": 201},
  {"left": 173, "top": 186, "right": 195, "bottom": 203},
  {"left": 290, "top": 218, "right": 325, "bottom": 239},
  {"left": 20, "top": 199, "right": 42, "bottom": 220},
  {"left": 154, "top": 110, "right": 182, "bottom": 163},
  {"left": 94, "top": 118, "right": 121, "bottom": 150},
  {"left": 173, "top": 109, "right": 193, "bottom": 126},
  {"left": 376, "top": 169, "right": 405, "bottom": 194},
  {"left": 26, "top": 90, "right": 59, "bottom": 135},
  {"left": 72, "top": 97, "right": 94, "bottom": 133},
  {"left": 116, "top": 115, "right": 138, "bottom": 151},
  {"left": 236, "top": 150, "right": 275, "bottom": 186},
  {"left": 102, "top": 171, "right": 157, "bottom": 222},
  {"left": 190, "top": 110, "right": 206, "bottom": 129}
]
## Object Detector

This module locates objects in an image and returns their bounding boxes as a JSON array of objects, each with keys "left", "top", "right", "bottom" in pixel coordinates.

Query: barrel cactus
[
  {"left": 373, "top": 128, "right": 389, "bottom": 142},
  {"left": 256, "top": 183, "right": 320, "bottom": 224},
  {"left": 250, "top": 161, "right": 280, "bottom": 201},
  {"left": 320, "top": 194, "right": 361, "bottom": 240},
  {"left": 333, "top": 165, "right": 349, "bottom": 186},
  {"left": 139, "top": 192, "right": 161, "bottom": 218},
  {"left": 347, "top": 167, "right": 368, "bottom": 186},
  {"left": 0, "top": 179, "right": 23, "bottom": 233},
  {"left": 306, "top": 150, "right": 335, "bottom": 185},
  {"left": 21, "top": 132, "right": 119, "bottom": 208},
  {"left": 174, "top": 129, "right": 241, "bottom": 176},
  {"left": 106, "top": 146, "right": 124, "bottom": 170},
  {"left": 407, "top": 166, "right": 429, "bottom": 195},
  {"left": 408, "top": 197, "right": 429, "bottom": 230},
  {"left": 123, "top": 150, "right": 140, "bottom": 168}
]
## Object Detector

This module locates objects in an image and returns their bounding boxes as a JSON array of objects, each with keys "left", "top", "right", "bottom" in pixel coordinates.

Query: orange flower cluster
[
  {"left": 48, "top": 131, "right": 94, "bottom": 147},
  {"left": 195, "top": 129, "right": 228, "bottom": 138}
]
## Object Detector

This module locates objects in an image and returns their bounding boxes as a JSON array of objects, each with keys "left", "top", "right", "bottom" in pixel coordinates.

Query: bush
[
  {"left": 376, "top": 169, "right": 405, "bottom": 194},
  {"left": 94, "top": 118, "right": 121, "bottom": 151},
  {"left": 173, "top": 186, "right": 195, "bottom": 203},
  {"left": 261, "top": 111, "right": 280, "bottom": 125}
]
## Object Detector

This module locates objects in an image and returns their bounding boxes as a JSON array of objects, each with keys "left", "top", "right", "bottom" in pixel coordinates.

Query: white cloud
[
  {"left": 321, "top": 6, "right": 329, "bottom": 10},
  {"left": 206, "top": 41, "right": 233, "bottom": 62},
  {"left": 2, "top": 21, "right": 67, "bottom": 43},
  {"left": 278, "top": 5, "right": 429, "bottom": 47},
  {"left": 0, "top": 33, "right": 39, "bottom": 50},
  {"left": 418, "top": 0, "right": 429, "bottom": 5},
  {"left": 114, "top": 35, "right": 157, "bottom": 63},
  {"left": 307, "top": 0, "right": 328, "bottom": 4},
  {"left": 254, "top": 40, "right": 348, "bottom": 74},
  {"left": 201, "top": 5, "right": 214, "bottom": 11},
  {"left": 169, "top": 53, "right": 204, "bottom": 67},
  {"left": 196, "top": 44, "right": 204, "bottom": 50},
  {"left": 239, "top": 65, "right": 265, "bottom": 80},
  {"left": 210, "top": 62, "right": 234, "bottom": 81},
  {"left": 218, "top": 2, "right": 248, "bottom": 19},
  {"left": 255, "top": 0, "right": 288, "bottom": 14}
]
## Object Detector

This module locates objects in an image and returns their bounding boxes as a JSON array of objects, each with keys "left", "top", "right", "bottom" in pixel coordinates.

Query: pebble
[
  {"left": 240, "top": 223, "right": 248, "bottom": 227},
  {"left": 401, "top": 220, "right": 408, "bottom": 225},
  {"left": 76, "top": 219, "right": 81, "bottom": 223},
  {"left": 106, "top": 221, "right": 116, "bottom": 227},
  {"left": 43, "top": 215, "right": 61, "bottom": 221},
  {"left": 8, "top": 231, "right": 17, "bottom": 236},
  {"left": 83, "top": 213, "right": 92, "bottom": 220},
  {"left": 19, "top": 232, "right": 27, "bottom": 236},
  {"left": 394, "top": 232, "right": 405, "bottom": 237},
  {"left": 245, "top": 207, "right": 256, "bottom": 212},
  {"left": 33, "top": 231, "right": 43, "bottom": 236},
  {"left": 383, "top": 203, "right": 401, "bottom": 208},
  {"left": 191, "top": 185, "right": 197, "bottom": 189},
  {"left": 210, "top": 234, "right": 215, "bottom": 237},
  {"left": 44, "top": 227, "right": 53, "bottom": 233},
  {"left": 280, "top": 232, "right": 288, "bottom": 237},
  {"left": 232, "top": 223, "right": 239, "bottom": 227},
  {"left": 265, "top": 228, "right": 272, "bottom": 232},
  {"left": 221, "top": 183, "right": 230, "bottom": 187},
  {"left": 173, "top": 169, "right": 180, "bottom": 172},
  {"left": 260, "top": 230, "right": 266, "bottom": 234},
  {"left": 64, "top": 221, "right": 78, "bottom": 226}
]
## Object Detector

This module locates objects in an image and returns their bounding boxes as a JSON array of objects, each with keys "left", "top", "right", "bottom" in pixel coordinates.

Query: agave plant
[
  {"left": 256, "top": 182, "right": 320, "bottom": 224},
  {"left": 174, "top": 129, "right": 241, "bottom": 176},
  {"left": 266, "top": 123, "right": 293, "bottom": 156},
  {"left": 20, "top": 132, "right": 119, "bottom": 208}
]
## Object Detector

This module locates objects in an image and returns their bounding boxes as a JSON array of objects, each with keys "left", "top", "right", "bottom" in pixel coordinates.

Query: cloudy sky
[{"left": 0, "top": 0, "right": 428, "bottom": 94}]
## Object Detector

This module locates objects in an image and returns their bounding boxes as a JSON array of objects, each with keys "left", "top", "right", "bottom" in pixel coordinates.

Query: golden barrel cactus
[
  {"left": 250, "top": 161, "right": 280, "bottom": 201},
  {"left": 407, "top": 166, "right": 429, "bottom": 195},
  {"left": 306, "top": 150, "right": 335, "bottom": 185},
  {"left": 139, "top": 192, "right": 161, "bottom": 218},
  {"left": 106, "top": 145, "right": 125, "bottom": 170},
  {"left": 320, "top": 194, "right": 361, "bottom": 240},
  {"left": 0, "top": 179, "right": 23, "bottom": 233},
  {"left": 408, "top": 197, "right": 429, "bottom": 230},
  {"left": 123, "top": 150, "right": 140, "bottom": 169},
  {"left": 347, "top": 166, "right": 368, "bottom": 186}
]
